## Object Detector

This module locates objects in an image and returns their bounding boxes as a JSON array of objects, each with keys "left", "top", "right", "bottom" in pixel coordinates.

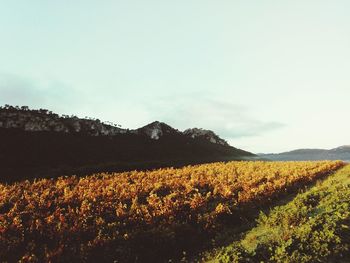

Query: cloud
[
  {"left": 144, "top": 93, "right": 285, "bottom": 139},
  {"left": 0, "top": 73, "right": 79, "bottom": 113},
  {"left": 0, "top": 74, "right": 285, "bottom": 141}
]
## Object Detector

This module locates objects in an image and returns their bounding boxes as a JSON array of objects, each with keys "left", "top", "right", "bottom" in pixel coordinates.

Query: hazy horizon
[{"left": 1, "top": 1, "right": 350, "bottom": 153}]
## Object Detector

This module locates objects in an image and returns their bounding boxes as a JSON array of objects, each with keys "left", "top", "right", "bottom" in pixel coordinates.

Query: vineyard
[{"left": 0, "top": 161, "right": 345, "bottom": 262}]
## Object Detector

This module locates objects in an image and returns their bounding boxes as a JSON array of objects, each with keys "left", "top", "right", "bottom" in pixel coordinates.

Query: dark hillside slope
[{"left": 0, "top": 109, "right": 254, "bottom": 182}]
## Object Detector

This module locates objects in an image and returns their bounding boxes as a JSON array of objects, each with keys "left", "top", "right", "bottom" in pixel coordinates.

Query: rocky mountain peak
[
  {"left": 183, "top": 128, "right": 229, "bottom": 146},
  {"left": 137, "top": 121, "right": 179, "bottom": 140}
]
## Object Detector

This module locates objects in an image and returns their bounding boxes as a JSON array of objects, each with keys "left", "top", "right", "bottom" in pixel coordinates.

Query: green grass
[{"left": 207, "top": 164, "right": 350, "bottom": 263}]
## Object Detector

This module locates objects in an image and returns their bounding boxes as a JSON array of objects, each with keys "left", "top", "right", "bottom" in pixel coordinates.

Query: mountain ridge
[
  {"left": 0, "top": 105, "right": 255, "bottom": 182},
  {"left": 0, "top": 105, "right": 232, "bottom": 147}
]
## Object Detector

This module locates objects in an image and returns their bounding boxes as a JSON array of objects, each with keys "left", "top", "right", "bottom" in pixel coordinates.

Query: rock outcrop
[
  {"left": 0, "top": 106, "right": 126, "bottom": 136},
  {"left": 183, "top": 128, "right": 229, "bottom": 146},
  {"left": 137, "top": 121, "right": 180, "bottom": 140}
]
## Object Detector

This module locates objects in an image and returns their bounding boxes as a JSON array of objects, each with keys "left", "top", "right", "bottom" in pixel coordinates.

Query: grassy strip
[{"left": 209, "top": 165, "right": 350, "bottom": 263}]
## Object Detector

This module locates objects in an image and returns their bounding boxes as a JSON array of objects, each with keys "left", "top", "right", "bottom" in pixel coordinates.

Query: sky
[{"left": 0, "top": 1, "right": 350, "bottom": 153}]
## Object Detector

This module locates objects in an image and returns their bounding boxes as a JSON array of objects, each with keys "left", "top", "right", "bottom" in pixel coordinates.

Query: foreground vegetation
[
  {"left": 0, "top": 161, "right": 344, "bottom": 262},
  {"left": 209, "top": 164, "right": 350, "bottom": 262}
]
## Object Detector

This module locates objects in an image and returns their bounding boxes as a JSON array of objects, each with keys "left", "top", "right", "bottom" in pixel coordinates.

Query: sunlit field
[{"left": 0, "top": 161, "right": 344, "bottom": 262}]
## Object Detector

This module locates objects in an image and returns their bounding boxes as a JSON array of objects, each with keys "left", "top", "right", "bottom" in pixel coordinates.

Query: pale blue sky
[{"left": 1, "top": 1, "right": 349, "bottom": 153}]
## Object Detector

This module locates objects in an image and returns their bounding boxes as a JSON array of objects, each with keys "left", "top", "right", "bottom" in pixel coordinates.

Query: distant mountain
[
  {"left": 0, "top": 105, "right": 255, "bottom": 182},
  {"left": 260, "top": 146, "right": 350, "bottom": 161}
]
